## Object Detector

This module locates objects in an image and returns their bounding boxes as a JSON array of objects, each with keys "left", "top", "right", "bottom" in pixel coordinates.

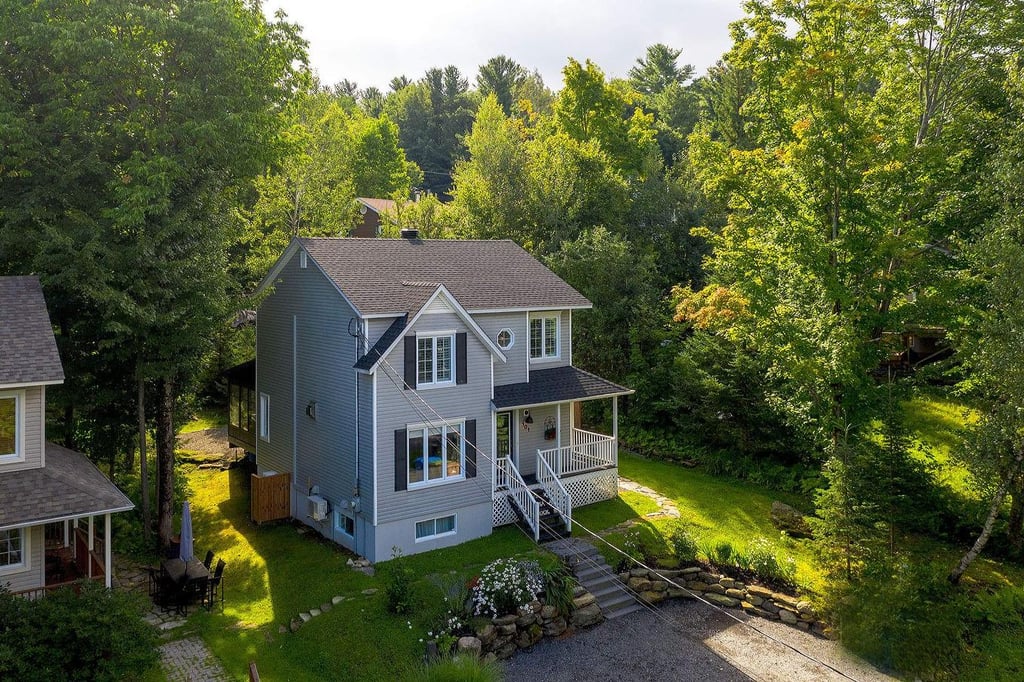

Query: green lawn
[
  {"left": 180, "top": 407, "right": 227, "bottom": 433},
  {"left": 902, "top": 388, "right": 978, "bottom": 498},
  {"left": 181, "top": 467, "right": 538, "bottom": 681},
  {"left": 574, "top": 453, "right": 823, "bottom": 592}
]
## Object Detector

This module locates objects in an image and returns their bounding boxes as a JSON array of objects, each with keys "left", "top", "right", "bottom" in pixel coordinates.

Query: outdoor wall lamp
[{"left": 522, "top": 410, "right": 533, "bottom": 430}]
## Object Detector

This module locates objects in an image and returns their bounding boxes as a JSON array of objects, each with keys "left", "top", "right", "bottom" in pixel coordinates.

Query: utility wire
[{"left": 358, "top": 324, "right": 861, "bottom": 681}]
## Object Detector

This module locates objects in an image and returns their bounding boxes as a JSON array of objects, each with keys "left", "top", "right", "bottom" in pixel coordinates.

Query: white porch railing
[
  {"left": 537, "top": 428, "right": 616, "bottom": 478},
  {"left": 537, "top": 452, "right": 572, "bottom": 533},
  {"left": 496, "top": 456, "right": 540, "bottom": 541}
]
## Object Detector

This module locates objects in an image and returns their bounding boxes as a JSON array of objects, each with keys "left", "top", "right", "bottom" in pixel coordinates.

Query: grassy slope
[
  {"left": 902, "top": 389, "right": 978, "bottom": 498},
  {"left": 183, "top": 466, "right": 537, "bottom": 681},
  {"left": 575, "top": 453, "right": 822, "bottom": 593}
]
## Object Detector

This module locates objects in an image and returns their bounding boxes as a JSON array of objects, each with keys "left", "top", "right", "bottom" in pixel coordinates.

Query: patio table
[{"left": 162, "top": 558, "right": 210, "bottom": 583}]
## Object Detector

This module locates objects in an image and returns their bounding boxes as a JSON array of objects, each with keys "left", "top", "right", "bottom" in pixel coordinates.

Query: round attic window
[{"left": 496, "top": 328, "right": 515, "bottom": 350}]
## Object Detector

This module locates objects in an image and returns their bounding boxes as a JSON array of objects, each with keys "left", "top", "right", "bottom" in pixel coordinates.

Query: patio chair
[
  {"left": 202, "top": 550, "right": 214, "bottom": 570},
  {"left": 206, "top": 559, "right": 225, "bottom": 611}
]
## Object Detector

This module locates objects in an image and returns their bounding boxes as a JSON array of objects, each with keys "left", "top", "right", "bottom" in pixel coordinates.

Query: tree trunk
[
  {"left": 1008, "top": 474, "right": 1024, "bottom": 555},
  {"left": 138, "top": 373, "right": 151, "bottom": 543},
  {"left": 949, "top": 448, "right": 1024, "bottom": 584},
  {"left": 155, "top": 376, "right": 176, "bottom": 549}
]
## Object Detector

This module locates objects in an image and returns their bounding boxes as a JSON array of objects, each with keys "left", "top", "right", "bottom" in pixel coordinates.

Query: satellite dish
[{"left": 359, "top": 205, "right": 368, "bottom": 215}]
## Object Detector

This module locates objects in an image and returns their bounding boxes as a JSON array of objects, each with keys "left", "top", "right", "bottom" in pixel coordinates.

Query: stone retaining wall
[
  {"left": 457, "top": 587, "right": 604, "bottom": 663},
  {"left": 620, "top": 566, "right": 831, "bottom": 637}
]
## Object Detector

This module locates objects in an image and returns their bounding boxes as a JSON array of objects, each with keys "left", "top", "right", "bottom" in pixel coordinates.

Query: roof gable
[
  {"left": 357, "top": 285, "right": 507, "bottom": 374},
  {"left": 300, "top": 238, "right": 591, "bottom": 316},
  {"left": 0, "top": 276, "right": 65, "bottom": 387}
]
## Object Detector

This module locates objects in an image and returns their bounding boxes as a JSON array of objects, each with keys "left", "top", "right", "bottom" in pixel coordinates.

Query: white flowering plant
[{"left": 471, "top": 558, "right": 544, "bottom": 618}]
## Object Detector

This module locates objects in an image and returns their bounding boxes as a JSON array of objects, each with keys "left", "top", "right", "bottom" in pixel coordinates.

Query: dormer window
[{"left": 0, "top": 391, "right": 22, "bottom": 463}]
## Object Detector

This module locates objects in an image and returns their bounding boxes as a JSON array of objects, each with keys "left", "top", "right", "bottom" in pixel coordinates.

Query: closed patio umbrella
[{"left": 179, "top": 500, "right": 194, "bottom": 563}]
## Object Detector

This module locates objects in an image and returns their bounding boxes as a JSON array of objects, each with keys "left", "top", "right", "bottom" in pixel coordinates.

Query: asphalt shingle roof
[
  {"left": 299, "top": 238, "right": 592, "bottom": 316},
  {"left": 0, "top": 443, "right": 134, "bottom": 530},
  {"left": 354, "top": 315, "right": 407, "bottom": 370},
  {"left": 492, "top": 366, "right": 634, "bottom": 410},
  {"left": 0, "top": 276, "right": 64, "bottom": 386}
]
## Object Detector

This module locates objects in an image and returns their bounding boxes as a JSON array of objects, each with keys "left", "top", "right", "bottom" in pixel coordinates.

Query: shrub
[
  {"left": 471, "top": 558, "right": 544, "bottom": 618},
  {"left": 540, "top": 561, "right": 577, "bottom": 616},
  {"left": 745, "top": 537, "right": 797, "bottom": 585},
  {"left": 669, "top": 524, "right": 699, "bottom": 563},
  {"left": 834, "top": 559, "right": 967, "bottom": 679},
  {"left": 0, "top": 581, "right": 159, "bottom": 682},
  {"left": 415, "top": 653, "right": 503, "bottom": 682},
  {"left": 380, "top": 547, "right": 415, "bottom": 614}
]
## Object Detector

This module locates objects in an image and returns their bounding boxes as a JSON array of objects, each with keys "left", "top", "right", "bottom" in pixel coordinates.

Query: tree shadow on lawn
[{"left": 185, "top": 467, "right": 404, "bottom": 680}]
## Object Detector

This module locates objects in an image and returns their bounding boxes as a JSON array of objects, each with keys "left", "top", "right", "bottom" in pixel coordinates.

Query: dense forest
[{"left": 3, "top": 0, "right": 1024, "bottom": 678}]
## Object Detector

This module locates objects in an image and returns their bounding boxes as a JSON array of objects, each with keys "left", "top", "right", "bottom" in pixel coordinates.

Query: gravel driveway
[{"left": 503, "top": 599, "right": 896, "bottom": 682}]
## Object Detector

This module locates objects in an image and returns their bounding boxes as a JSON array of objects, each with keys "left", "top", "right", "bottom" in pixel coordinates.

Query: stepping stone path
[
  {"left": 159, "top": 636, "right": 232, "bottom": 682},
  {"left": 603, "top": 476, "right": 680, "bottom": 535},
  {"left": 287, "top": 595, "right": 353, "bottom": 633}
]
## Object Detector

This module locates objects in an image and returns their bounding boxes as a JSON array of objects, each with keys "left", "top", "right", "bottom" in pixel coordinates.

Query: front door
[{"left": 496, "top": 411, "right": 514, "bottom": 467}]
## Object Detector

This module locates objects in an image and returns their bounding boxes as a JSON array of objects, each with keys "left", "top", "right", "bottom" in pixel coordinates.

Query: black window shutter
[
  {"left": 465, "top": 419, "right": 477, "bottom": 478},
  {"left": 456, "top": 333, "right": 468, "bottom": 385},
  {"left": 395, "top": 429, "right": 407, "bottom": 491},
  {"left": 404, "top": 336, "right": 416, "bottom": 390}
]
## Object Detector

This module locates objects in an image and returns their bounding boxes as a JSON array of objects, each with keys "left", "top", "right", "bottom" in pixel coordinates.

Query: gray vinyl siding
[
  {"left": 474, "top": 312, "right": 528, "bottom": 386},
  {"left": 526, "top": 310, "right": 572, "bottom": 370},
  {"left": 357, "top": 372, "right": 375, "bottom": 524},
  {"left": 373, "top": 499, "right": 493, "bottom": 561},
  {"left": 0, "top": 385, "right": 44, "bottom": 473},
  {"left": 366, "top": 318, "right": 396, "bottom": 349},
  {"left": 513, "top": 402, "right": 569, "bottom": 479},
  {"left": 256, "top": 249, "right": 363, "bottom": 532},
  {"left": 374, "top": 311, "right": 494, "bottom": 528},
  {"left": 0, "top": 525, "right": 43, "bottom": 593}
]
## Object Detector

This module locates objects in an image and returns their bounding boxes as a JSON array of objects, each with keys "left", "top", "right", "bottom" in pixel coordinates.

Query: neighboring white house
[
  {"left": 253, "top": 233, "right": 633, "bottom": 562},
  {"left": 0, "top": 276, "right": 133, "bottom": 597}
]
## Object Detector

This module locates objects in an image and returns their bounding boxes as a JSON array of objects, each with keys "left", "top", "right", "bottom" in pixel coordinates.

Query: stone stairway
[{"left": 544, "top": 537, "right": 642, "bottom": 620}]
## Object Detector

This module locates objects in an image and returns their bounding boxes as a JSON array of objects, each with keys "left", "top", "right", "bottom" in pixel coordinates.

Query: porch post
[
  {"left": 63, "top": 520, "right": 69, "bottom": 547},
  {"left": 612, "top": 396, "right": 619, "bottom": 466},
  {"left": 88, "top": 515, "right": 94, "bottom": 578},
  {"left": 104, "top": 513, "right": 112, "bottom": 589},
  {"left": 556, "top": 404, "right": 562, "bottom": 449}
]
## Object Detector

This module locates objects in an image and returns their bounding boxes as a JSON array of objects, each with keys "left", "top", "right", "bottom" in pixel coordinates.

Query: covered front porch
[
  {"left": 490, "top": 366, "right": 633, "bottom": 541},
  {"left": 0, "top": 443, "right": 134, "bottom": 599}
]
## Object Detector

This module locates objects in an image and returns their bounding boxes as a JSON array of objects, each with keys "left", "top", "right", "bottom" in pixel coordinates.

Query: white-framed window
[
  {"left": 496, "top": 328, "right": 515, "bottom": 350},
  {"left": 335, "top": 508, "right": 355, "bottom": 537},
  {"left": 258, "top": 392, "right": 270, "bottom": 441},
  {"left": 415, "top": 514, "right": 456, "bottom": 541},
  {"left": 0, "top": 528, "right": 26, "bottom": 573},
  {"left": 299, "top": 251, "right": 308, "bottom": 269},
  {"left": 529, "top": 315, "right": 559, "bottom": 359},
  {"left": 0, "top": 391, "right": 23, "bottom": 463},
  {"left": 408, "top": 420, "right": 464, "bottom": 487},
  {"left": 417, "top": 334, "right": 454, "bottom": 387}
]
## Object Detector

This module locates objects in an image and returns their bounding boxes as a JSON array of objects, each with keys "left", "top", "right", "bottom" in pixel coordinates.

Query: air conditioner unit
[{"left": 308, "top": 494, "right": 328, "bottom": 522}]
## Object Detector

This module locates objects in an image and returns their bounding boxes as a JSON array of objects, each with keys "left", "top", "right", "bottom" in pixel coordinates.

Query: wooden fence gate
[{"left": 251, "top": 472, "right": 291, "bottom": 524}]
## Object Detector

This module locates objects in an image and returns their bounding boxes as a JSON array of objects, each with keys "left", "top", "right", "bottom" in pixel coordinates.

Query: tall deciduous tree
[
  {"left": 686, "top": 0, "right": 1006, "bottom": 574},
  {"left": 0, "top": 0, "right": 305, "bottom": 548}
]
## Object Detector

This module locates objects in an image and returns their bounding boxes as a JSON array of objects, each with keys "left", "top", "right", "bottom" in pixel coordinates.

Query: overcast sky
[{"left": 262, "top": 1, "right": 745, "bottom": 92}]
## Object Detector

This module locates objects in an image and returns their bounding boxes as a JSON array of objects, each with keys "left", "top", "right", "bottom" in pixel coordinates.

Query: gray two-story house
[
  {"left": 0, "top": 277, "right": 133, "bottom": 596},
  {"left": 254, "top": 234, "right": 632, "bottom": 561}
]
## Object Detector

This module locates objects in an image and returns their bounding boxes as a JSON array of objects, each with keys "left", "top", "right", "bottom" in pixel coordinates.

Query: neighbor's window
[
  {"left": 415, "top": 514, "right": 456, "bottom": 541},
  {"left": 0, "top": 393, "right": 19, "bottom": 460},
  {"left": 0, "top": 528, "right": 24, "bottom": 570},
  {"left": 258, "top": 393, "right": 270, "bottom": 441},
  {"left": 529, "top": 316, "right": 558, "bottom": 359},
  {"left": 408, "top": 421, "right": 464, "bottom": 486},
  {"left": 417, "top": 335, "right": 454, "bottom": 387}
]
